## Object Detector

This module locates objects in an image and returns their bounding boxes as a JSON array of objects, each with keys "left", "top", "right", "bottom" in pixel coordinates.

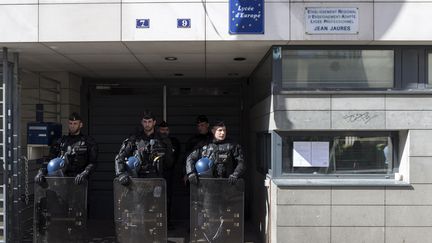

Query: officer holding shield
[
  {"left": 186, "top": 121, "right": 245, "bottom": 185},
  {"left": 34, "top": 112, "right": 98, "bottom": 185},
  {"left": 114, "top": 110, "right": 173, "bottom": 185},
  {"left": 113, "top": 110, "right": 173, "bottom": 242},
  {"left": 186, "top": 121, "right": 246, "bottom": 242}
]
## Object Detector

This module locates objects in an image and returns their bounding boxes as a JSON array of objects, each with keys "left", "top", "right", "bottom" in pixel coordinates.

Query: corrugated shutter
[{"left": 87, "top": 83, "right": 163, "bottom": 219}]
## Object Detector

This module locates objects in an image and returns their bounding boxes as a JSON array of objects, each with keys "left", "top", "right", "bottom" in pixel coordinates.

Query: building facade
[{"left": 1, "top": 0, "right": 432, "bottom": 242}]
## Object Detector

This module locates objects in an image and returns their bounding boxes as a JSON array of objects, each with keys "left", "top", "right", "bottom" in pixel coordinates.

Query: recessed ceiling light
[
  {"left": 233, "top": 57, "right": 246, "bottom": 61},
  {"left": 165, "top": 57, "right": 178, "bottom": 61},
  {"left": 174, "top": 73, "right": 184, "bottom": 77}
]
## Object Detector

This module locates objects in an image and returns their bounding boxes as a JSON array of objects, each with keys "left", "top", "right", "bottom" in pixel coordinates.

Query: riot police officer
[
  {"left": 158, "top": 121, "right": 181, "bottom": 164},
  {"left": 115, "top": 110, "right": 173, "bottom": 185},
  {"left": 185, "top": 115, "right": 212, "bottom": 155},
  {"left": 34, "top": 112, "right": 98, "bottom": 185},
  {"left": 183, "top": 115, "right": 212, "bottom": 184},
  {"left": 186, "top": 121, "right": 245, "bottom": 185}
]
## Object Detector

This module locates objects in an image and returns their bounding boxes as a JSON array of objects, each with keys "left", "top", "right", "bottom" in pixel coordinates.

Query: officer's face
[
  {"left": 68, "top": 120, "right": 83, "bottom": 135},
  {"left": 197, "top": 122, "right": 209, "bottom": 135},
  {"left": 142, "top": 118, "right": 156, "bottom": 133},
  {"left": 159, "top": 126, "right": 169, "bottom": 136},
  {"left": 212, "top": 126, "right": 226, "bottom": 141}
]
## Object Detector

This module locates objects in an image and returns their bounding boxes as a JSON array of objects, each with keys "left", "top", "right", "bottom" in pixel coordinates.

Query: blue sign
[
  {"left": 177, "top": 19, "right": 191, "bottom": 28},
  {"left": 229, "top": 0, "right": 264, "bottom": 34},
  {"left": 136, "top": 19, "right": 150, "bottom": 28}
]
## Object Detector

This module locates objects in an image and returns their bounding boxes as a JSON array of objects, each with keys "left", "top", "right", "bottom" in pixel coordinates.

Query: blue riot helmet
[
  {"left": 47, "top": 157, "right": 66, "bottom": 176},
  {"left": 126, "top": 155, "right": 141, "bottom": 176},
  {"left": 195, "top": 157, "right": 213, "bottom": 177}
]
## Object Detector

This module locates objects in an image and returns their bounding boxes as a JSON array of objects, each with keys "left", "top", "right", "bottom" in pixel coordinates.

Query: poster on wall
[
  {"left": 305, "top": 7, "right": 359, "bottom": 35},
  {"left": 293, "top": 141, "right": 329, "bottom": 167},
  {"left": 229, "top": 0, "right": 264, "bottom": 34}
]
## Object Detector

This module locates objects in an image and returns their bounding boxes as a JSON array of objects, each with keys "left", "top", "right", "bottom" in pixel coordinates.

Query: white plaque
[
  {"left": 305, "top": 7, "right": 359, "bottom": 34},
  {"left": 293, "top": 142, "right": 329, "bottom": 167},
  {"left": 293, "top": 142, "right": 312, "bottom": 167},
  {"left": 311, "top": 142, "right": 330, "bottom": 167}
]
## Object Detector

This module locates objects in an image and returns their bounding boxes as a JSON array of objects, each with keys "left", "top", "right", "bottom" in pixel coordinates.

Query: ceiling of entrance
[{"left": 2, "top": 41, "right": 285, "bottom": 79}]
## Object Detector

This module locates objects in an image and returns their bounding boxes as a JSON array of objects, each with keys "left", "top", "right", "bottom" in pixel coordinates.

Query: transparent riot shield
[
  {"left": 114, "top": 178, "right": 167, "bottom": 243},
  {"left": 190, "top": 178, "right": 244, "bottom": 243},
  {"left": 33, "top": 177, "right": 88, "bottom": 243}
]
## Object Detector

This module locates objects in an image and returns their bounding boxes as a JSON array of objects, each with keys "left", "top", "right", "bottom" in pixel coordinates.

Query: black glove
[
  {"left": 74, "top": 170, "right": 89, "bottom": 185},
  {"left": 34, "top": 171, "right": 46, "bottom": 185},
  {"left": 118, "top": 173, "right": 131, "bottom": 186},
  {"left": 188, "top": 173, "right": 198, "bottom": 185},
  {"left": 228, "top": 174, "right": 238, "bottom": 185}
]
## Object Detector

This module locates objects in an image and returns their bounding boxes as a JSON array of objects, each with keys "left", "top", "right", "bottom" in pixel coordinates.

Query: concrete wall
[
  {"left": 249, "top": 94, "right": 432, "bottom": 243},
  {"left": 249, "top": 95, "right": 272, "bottom": 242},
  {"left": 275, "top": 178, "right": 432, "bottom": 243},
  {"left": 253, "top": 94, "right": 432, "bottom": 131},
  {"left": 20, "top": 71, "right": 82, "bottom": 149},
  {"left": 0, "top": 1, "right": 432, "bottom": 43}
]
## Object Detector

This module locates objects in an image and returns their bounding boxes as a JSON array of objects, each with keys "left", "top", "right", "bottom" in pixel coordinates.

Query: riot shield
[
  {"left": 33, "top": 177, "right": 88, "bottom": 243},
  {"left": 190, "top": 178, "right": 244, "bottom": 243},
  {"left": 114, "top": 177, "right": 167, "bottom": 243}
]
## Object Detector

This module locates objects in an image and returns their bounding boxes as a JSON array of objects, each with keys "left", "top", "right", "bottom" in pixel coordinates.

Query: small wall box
[{"left": 27, "top": 122, "right": 62, "bottom": 145}]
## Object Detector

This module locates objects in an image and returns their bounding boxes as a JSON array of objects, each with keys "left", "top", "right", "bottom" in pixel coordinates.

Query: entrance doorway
[{"left": 84, "top": 79, "right": 244, "bottom": 240}]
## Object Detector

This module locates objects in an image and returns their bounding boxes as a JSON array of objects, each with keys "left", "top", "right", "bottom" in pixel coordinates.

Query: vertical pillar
[
  {"left": 2, "top": 47, "right": 20, "bottom": 242},
  {"left": 3, "top": 47, "right": 11, "bottom": 243}
]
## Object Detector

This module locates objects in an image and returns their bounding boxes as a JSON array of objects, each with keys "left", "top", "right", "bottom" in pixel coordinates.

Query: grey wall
[
  {"left": 21, "top": 71, "right": 82, "bottom": 146},
  {"left": 18, "top": 70, "right": 81, "bottom": 241},
  {"left": 248, "top": 94, "right": 272, "bottom": 243},
  {"left": 249, "top": 93, "right": 432, "bottom": 243}
]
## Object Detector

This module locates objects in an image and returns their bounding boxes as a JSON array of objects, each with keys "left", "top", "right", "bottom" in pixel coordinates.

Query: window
[
  {"left": 281, "top": 50, "right": 394, "bottom": 89},
  {"left": 280, "top": 132, "right": 398, "bottom": 176}
]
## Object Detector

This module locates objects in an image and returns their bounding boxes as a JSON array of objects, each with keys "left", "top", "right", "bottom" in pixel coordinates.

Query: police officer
[
  {"left": 158, "top": 121, "right": 181, "bottom": 164},
  {"left": 186, "top": 121, "right": 245, "bottom": 185},
  {"left": 185, "top": 115, "right": 212, "bottom": 155},
  {"left": 34, "top": 112, "right": 98, "bottom": 185},
  {"left": 115, "top": 110, "right": 173, "bottom": 185}
]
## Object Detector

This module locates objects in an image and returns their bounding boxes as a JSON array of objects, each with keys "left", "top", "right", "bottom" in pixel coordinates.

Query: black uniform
[
  {"left": 35, "top": 133, "right": 98, "bottom": 185},
  {"left": 169, "top": 136, "right": 181, "bottom": 165},
  {"left": 115, "top": 132, "right": 173, "bottom": 180},
  {"left": 158, "top": 134, "right": 180, "bottom": 227},
  {"left": 185, "top": 132, "right": 212, "bottom": 156},
  {"left": 50, "top": 134, "right": 98, "bottom": 176},
  {"left": 186, "top": 138, "right": 245, "bottom": 183}
]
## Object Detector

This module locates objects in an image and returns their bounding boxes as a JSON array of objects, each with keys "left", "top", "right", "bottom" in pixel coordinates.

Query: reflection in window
[
  {"left": 282, "top": 50, "right": 394, "bottom": 89},
  {"left": 282, "top": 133, "right": 397, "bottom": 175}
]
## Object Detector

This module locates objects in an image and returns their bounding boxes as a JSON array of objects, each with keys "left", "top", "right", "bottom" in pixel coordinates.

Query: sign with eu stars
[{"left": 229, "top": 0, "right": 264, "bottom": 34}]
